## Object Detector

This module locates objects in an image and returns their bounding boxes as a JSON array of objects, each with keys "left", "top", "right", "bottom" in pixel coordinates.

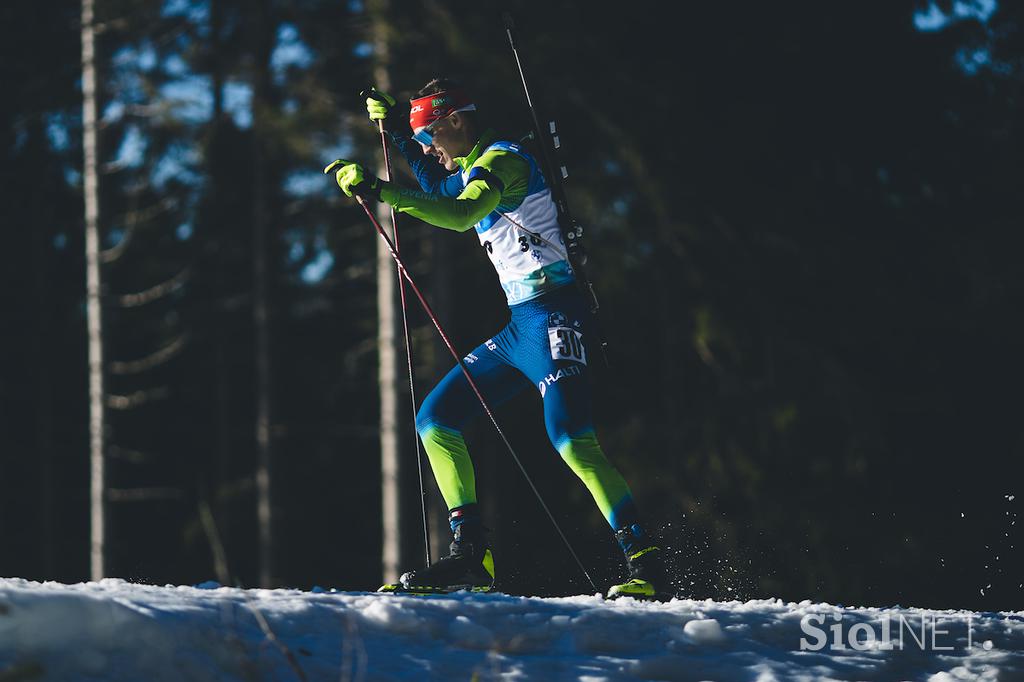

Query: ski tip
[
  {"left": 607, "top": 579, "right": 677, "bottom": 602},
  {"left": 607, "top": 591, "right": 676, "bottom": 603}
]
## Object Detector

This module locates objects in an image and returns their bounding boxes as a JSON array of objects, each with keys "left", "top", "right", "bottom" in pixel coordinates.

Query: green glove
[
  {"left": 362, "top": 87, "right": 409, "bottom": 133},
  {"left": 365, "top": 87, "right": 394, "bottom": 122},
  {"left": 323, "top": 159, "right": 384, "bottom": 202}
]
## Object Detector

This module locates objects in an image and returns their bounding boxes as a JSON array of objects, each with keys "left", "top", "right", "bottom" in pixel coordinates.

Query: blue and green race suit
[{"left": 380, "top": 129, "right": 645, "bottom": 552}]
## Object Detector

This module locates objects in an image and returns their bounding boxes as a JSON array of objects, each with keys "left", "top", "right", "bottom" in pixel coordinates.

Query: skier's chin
[{"left": 435, "top": 152, "right": 456, "bottom": 171}]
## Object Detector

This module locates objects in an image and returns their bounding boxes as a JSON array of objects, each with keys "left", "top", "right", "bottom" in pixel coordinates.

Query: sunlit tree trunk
[
  {"left": 368, "top": 0, "right": 417, "bottom": 584},
  {"left": 371, "top": 0, "right": 403, "bottom": 584},
  {"left": 81, "top": 0, "right": 106, "bottom": 581}
]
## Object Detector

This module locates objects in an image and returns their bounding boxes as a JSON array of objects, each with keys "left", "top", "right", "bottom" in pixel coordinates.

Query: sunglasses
[
  {"left": 411, "top": 104, "right": 477, "bottom": 146},
  {"left": 412, "top": 116, "right": 447, "bottom": 146}
]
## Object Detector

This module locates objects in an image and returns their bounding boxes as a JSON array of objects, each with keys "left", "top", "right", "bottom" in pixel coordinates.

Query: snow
[{"left": 1, "top": 578, "right": 1022, "bottom": 681}]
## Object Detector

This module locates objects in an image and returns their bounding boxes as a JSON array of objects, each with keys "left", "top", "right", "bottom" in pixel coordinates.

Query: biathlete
[{"left": 325, "top": 78, "right": 668, "bottom": 598}]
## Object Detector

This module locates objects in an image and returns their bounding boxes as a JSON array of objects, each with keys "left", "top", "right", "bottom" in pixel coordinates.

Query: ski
[
  {"left": 308, "top": 582, "right": 673, "bottom": 600},
  {"left": 376, "top": 583, "right": 500, "bottom": 596}
]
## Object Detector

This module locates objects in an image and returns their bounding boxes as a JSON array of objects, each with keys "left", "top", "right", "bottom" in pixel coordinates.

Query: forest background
[{"left": 2, "top": 0, "right": 1021, "bottom": 610}]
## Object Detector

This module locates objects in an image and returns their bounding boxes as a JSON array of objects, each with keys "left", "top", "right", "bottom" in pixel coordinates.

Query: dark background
[{"left": 2, "top": 0, "right": 1022, "bottom": 611}]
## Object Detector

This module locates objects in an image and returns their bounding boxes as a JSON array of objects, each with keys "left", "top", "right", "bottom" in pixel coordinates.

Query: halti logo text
[{"left": 537, "top": 365, "right": 582, "bottom": 396}]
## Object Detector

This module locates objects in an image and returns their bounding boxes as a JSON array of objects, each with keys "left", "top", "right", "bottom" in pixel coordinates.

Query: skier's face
[{"left": 414, "top": 114, "right": 466, "bottom": 172}]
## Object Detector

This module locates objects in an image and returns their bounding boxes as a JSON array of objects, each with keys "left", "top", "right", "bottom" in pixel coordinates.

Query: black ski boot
[
  {"left": 608, "top": 525, "right": 670, "bottom": 599},
  {"left": 381, "top": 516, "right": 495, "bottom": 594}
]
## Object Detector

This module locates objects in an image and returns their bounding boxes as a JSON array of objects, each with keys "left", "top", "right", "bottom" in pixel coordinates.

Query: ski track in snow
[{"left": 0, "top": 578, "right": 1022, "bottom": 681}]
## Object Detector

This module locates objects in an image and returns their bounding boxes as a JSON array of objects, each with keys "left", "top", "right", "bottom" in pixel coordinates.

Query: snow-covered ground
[{"left": 0, "top": 578, "right": 1021, "bottom": 681}]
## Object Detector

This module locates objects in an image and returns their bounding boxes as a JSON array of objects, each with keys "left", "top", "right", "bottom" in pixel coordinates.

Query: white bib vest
[{"left": 465, "top": 141, "right": 574, "bottom": 305}]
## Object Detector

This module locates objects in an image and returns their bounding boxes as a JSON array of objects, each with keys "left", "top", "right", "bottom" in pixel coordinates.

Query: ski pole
[
  {"left": 350, "top": 194, "right": 599, "bottom": 595},
  {"left": 364, "top": 89, "right": 433, "bottom": 570}
]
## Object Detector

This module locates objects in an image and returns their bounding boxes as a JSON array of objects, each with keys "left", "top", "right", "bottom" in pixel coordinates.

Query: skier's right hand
[
  {"left": 364, "top": 87, "right": 395, "bottom": 121},
  {"left": 362, "top": 87, "right": 408, "bottom": 133}
]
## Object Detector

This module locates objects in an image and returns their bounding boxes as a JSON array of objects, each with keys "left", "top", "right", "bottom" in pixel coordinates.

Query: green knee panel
[
  {"left": 419, "top": 423, "right": 476, "bottom": 510},
  {"left": 558, "top": 432, "right": 634, "bottom": 528}
]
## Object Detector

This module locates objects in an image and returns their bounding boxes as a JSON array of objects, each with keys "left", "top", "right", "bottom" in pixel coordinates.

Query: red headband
[{"left": 409, "top": 89, "right": 476, "bottom": 130}]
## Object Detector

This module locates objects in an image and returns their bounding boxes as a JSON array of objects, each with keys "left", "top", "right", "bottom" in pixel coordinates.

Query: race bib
[{"left": 547, "top": 317, "right": 587, "bottom": 365}]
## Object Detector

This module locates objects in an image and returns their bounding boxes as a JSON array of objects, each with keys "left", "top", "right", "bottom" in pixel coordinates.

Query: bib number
[{"left": 548, "top": 326, "right": 587, "bottom": 365}]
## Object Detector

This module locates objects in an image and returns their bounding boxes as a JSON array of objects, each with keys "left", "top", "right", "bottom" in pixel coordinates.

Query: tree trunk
[
  {"left": 31, "top": 117, "right": 56, "bottom": 579},
  {"left": 368, "top": 0, "right": 417, "bottom": 584},
  {"left": 252, "top": 0, "right": 275, "bottom": 588},
  {"left": 81, "top": 0, "right": 107, "bottom": 582},
  {"left": 208, "top": 0, "right": 233, "bottom": 583}
]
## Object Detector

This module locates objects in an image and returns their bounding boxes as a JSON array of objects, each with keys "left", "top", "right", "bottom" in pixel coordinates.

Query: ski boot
[
  {"left": 607, "top": 525, "right": 670, "bottom": 600},
  {"left": 379, "top": 512, "right": 495, "bottom": 595}
]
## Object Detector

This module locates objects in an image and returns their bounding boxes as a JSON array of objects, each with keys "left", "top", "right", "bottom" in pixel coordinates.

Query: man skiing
[{"left": 325, "top": 78, "right": 668, "bottom": 598}]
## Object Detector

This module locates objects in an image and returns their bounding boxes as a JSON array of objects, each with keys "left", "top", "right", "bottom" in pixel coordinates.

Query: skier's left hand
[{"left": 324, "top": 159, "right": 384, "bottom": 202}]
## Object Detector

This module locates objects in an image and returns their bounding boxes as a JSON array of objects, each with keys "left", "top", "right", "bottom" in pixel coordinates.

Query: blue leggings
[{"left": 415, "top": 285, "right": 641, "bottom": 536}]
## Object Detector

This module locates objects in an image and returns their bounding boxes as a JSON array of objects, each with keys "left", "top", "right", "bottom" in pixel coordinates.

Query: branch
[
  {"left": 341, "top": 263, "right": 373, "bottom": 281},
  {"left": 113, "top": 267, "right": 190, "bottom": 307},
  {"left": 113, "top": 196, "right": 179, "bottom": 225},
  {"left": 99, "top": 159, "right": 131, "bottom": 175},
  {"left": 216, "top": 475, "right": 256, "bottom": 502},
  {"left": 107, "top": 445, "right": 155, "bottom": 463},
  {"left": 106, "top": 487, "right": 182, "bottom": 502},
  {"left": 108, "top": 335, "right": 187, "bottom": 375},
  {"left": 100, "top": 223, "right": 137, "bottom": 264},
  {"left": 124, "top": 103, "right": 170, "bottom": 119},
  {"left": 100, "top": 197, "right": 178, "bottom": 264},
  {"left": 199, "top": 500, "right": 232, "bottom": 585},
  {"left": 106, "top": 387, "right": 170, "bottom": 410}
]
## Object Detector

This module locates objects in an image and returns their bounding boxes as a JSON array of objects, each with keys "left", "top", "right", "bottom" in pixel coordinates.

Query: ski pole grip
[
  {"left": 362, "top": 88, "right": 393, "bottom": 135},
  {"left": 361, "top": 87, "right": 398, "bottom": 112}
]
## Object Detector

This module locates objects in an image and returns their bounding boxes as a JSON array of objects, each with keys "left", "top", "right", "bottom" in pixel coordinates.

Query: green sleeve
[
  {"left": 476, "top": 149, "right": 530, "bottom": 199},
  {"left": 379, "top": 150, "right": 530, "bottom": 232}
]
